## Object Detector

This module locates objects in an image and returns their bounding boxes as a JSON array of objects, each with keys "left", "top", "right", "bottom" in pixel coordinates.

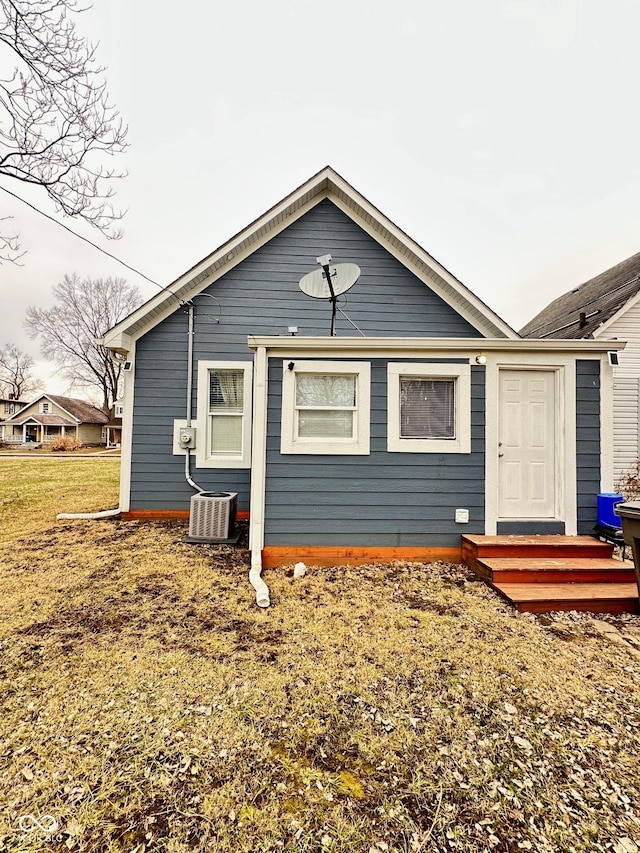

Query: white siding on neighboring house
[
  {"left": 597, "top": 299, "right": 640, "bottom": 481},
  {"left": 612, "top": 377, "right": 639, "bottom": 480}
]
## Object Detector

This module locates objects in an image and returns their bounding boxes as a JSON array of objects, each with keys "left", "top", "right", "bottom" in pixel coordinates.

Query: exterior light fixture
[{"left": 475, "top": 355, "right": 487, "bottom": 365}]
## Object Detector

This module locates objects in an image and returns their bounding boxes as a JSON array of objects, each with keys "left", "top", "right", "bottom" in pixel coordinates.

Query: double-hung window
[
  {"left": 281, "top": 361, "right": 370, "bottom": 455},
  {"left": 196, "top": 361, "right": 253, "bottom": 468},
  {"left": 387, "top": 363, "right": 471, "bottom": 453}
]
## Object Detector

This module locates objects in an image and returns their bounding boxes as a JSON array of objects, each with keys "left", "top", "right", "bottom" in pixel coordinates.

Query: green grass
[{"left": 0, "top": 460, "right": 639, "bottom": 852}]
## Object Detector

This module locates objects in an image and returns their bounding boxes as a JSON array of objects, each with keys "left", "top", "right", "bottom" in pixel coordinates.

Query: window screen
[
  {"left": 400, "top": 377, "right": 456, "bottom": 439},
  {"left": 209, "top": 369, "right": 244, "bottom": 455},
  {"left": 295, "top": 374, "right": 356, "bottom": 439}
]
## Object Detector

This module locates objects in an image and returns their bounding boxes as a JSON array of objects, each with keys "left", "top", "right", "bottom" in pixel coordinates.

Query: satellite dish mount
[
  {"left": 298, "top": 254, "right": 361, "bottom": 336},
  {"left": 317, "top": 255, "right": 338, "bottom": 335}
]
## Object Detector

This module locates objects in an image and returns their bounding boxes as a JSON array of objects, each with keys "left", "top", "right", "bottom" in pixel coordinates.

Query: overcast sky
[{"left": 3, "top": 0, "right": 640, "bottom": 395}]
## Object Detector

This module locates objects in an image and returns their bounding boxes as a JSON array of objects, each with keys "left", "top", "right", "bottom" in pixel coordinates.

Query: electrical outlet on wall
[{"left": 455, "top": 508, "right": 469, "bottom": 524}]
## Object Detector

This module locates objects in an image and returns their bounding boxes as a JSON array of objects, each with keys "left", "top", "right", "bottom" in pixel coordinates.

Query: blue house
[{"left": 101, "top": 167, "right": 622, "bottom": 604}]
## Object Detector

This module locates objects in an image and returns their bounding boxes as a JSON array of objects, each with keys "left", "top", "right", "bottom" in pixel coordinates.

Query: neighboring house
[
  {"left": 0, "top": 393, "right": 109, "bottom": 445},
  {"left": 100, "top": 166, "right": 623, "bottom": 572},
  {"left": 520, "top": 252, "right": 640, "bottom": 482},
  {"left": 104, "top": 400, "right": 124, "bottom": 448},
  {"left": 0, "top": 396, "right": 26, "bottom": 440}
]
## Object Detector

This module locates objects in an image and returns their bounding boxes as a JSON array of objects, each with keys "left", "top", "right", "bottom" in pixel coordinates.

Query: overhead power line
[{"left": 0, "top": 184, "right": 165, "bottom": 291}]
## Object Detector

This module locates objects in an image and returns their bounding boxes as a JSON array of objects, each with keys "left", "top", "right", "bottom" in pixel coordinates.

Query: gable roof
[
  {"left": 101, "top": 167, "right": 518, "bottom": 352},
  {"left": 7, "top": 393, "right": 108, "bottom": 424},
  {"left": 520, "top": 251, "right": 640, "bottom": 339}
]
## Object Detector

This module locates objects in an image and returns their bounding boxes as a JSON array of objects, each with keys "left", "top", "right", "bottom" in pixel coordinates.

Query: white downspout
[
  {"left": 57, "top": 508, "right": 121, "bottom": 520},
  {"left": 248, "top": 344, "right": 270, "bottom": 607}
]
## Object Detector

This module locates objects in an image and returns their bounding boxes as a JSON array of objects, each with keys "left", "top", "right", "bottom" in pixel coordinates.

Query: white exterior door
[{"left": 498, "top": 369, "right": 557, "bottom": 519}]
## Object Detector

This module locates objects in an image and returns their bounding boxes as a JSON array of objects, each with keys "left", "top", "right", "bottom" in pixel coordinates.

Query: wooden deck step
[
  {"left": 491, "top": 582, "right": 640, "bottom": 614},
  {"left": 474, "top": 557, "right": 636, "bottom": 584},
  {"left": 462, "top": 534, "right": 639, "bottom": 614},
  {"left": 462, "top": 534, "right": 613, "bottom": 560}
]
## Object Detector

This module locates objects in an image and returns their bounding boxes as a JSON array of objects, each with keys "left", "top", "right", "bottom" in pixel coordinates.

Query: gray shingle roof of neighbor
[
  {"left": 45, "top": 395, "right": 109, "bottom": 424},
  {"left": 519, "top": 250, "right": 640, "bottom": 339},
  {"left": 10, "top": 414, "right": 75, "bottom": 426}
]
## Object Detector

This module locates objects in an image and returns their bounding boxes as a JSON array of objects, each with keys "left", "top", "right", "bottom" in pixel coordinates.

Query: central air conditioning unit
[{"left": 188, "top": 491, "right": 238, "bottom": 542}]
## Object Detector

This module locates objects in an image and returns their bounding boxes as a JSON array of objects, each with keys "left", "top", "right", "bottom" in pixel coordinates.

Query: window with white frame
[
  {"left": 196, "top": 361, "right": 253, "bottom": 468},
  {"left": 41, "top": 401, "right": 50, "bottom": 414},
  {"left": 387, "top": 362, "right": 471, "bottom": 453},
  {"left": 281, "top": 361, "right": 370, "bottom": 455}
]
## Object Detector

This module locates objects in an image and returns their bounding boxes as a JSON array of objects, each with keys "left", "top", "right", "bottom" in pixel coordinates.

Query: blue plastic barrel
[{"left": 597, "top": 493, "right": 624, "bottom": 528}]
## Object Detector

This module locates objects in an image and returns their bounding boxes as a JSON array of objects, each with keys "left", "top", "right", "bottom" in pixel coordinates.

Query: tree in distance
[
  {"left": 0, "top": 0, "right": 128, "bottom": 262},
  {"left": 25, "top": 274, "right": 142, "bottom": 415},
  {"left": 0, "top": 343, "right": 36, "bottom": 400}
]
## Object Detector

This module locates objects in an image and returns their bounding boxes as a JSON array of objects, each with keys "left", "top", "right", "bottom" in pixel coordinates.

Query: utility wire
[{"left": 0, "top": 183, "right": 167, "bottom": 292}]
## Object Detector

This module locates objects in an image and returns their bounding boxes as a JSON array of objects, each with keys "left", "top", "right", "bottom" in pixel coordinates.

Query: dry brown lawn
[{"left": 1, "top": 459, "right": 639, "bottom": 853}]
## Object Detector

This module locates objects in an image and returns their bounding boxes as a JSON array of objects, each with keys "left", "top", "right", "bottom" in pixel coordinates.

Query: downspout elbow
[
  {"left": 56, "top": 508, "right": 121, "bottom": 520},
  {"left": 249, "top": 550, "right": 270, "bottom": 608}
]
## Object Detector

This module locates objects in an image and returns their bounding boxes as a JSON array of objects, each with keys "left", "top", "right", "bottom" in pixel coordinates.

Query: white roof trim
[
  {"left": 101, "top": 167, "right": 518, "bottom": 352},
  {"left": 247, "top": 335, "right": 626, "bottom": 355}
]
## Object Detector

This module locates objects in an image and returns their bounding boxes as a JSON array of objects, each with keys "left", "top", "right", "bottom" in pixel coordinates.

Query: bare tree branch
[
  {"left": 0, "top": 341, "right": 35, "bottom": 398},
  {"left": 0, "top": 214, "right": 24, "bottom": 261},
  {"left": 25, "top": 273, "right": 142, "bottom": 414},
  {"left": 0, "top": 0, "right": 128, "bottom": 260}
]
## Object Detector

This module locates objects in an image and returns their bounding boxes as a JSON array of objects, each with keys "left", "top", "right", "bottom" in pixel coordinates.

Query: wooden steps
[
  {"left": 490, "top": 582, "right": 639, "bottom": 614},
  {"left": 462, "top": 535, "right": 639, "bottom": 614}
]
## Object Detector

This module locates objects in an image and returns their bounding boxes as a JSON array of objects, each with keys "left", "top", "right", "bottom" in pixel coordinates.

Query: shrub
[
  {"left": 47, "top": 436, "right": 84, "bottom": 452},
  {"left": 615, "top": 458, "right": 640, "bottom": 501}
]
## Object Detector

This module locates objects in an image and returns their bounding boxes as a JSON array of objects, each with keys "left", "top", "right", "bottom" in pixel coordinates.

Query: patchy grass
[
  {"left": 0, "top": 458, "right": 119, "bottom": 543},
  {"left": 0, "top": 461, "right": 639, "bottom": 852}
]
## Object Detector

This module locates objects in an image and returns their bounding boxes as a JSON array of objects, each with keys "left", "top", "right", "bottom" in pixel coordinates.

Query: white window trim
[
  {"left": 281, "top": 360, "right": 370, "bottom": 455},
  {"left": 196, "top": 360, "right": 253, "bottom": 469},
  {"left": 387, "top": 362, "right": 471, "bottom": 453}
]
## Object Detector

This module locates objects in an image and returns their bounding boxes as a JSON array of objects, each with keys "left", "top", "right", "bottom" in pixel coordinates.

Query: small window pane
[
  {"left": 298, "top": 410, "right": 354, "bottom": 438},
  {"left": 209, "top": 370, "right": 244, "bottom": 412},
  {"left": 296, "top": 374, "right": 355, "bottom": 407},
  {"left": 400, "top": 378, "right": 455, "bottom": 439},
  {"left": 210, "top": 414, "right": 242, "bottom": 455}
]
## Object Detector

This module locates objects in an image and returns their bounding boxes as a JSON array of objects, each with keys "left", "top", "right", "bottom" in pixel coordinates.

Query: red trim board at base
[
  {"left": 261, "top": 545, "right": 462, "bottom": 568},
  {"left": 121, "top": 509, "right": 250, "bottom": 521}
]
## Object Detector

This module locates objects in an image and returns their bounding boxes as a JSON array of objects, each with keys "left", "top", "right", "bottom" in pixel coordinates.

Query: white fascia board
[
  {"left": 247, "top": 336, "right": 626, "bottom": 357},
  {"left": 325, "top": 176, "right": 518, "bottom": 340},
  {"left": 101, "top": 165, "right": 519, "bottom": 351},
  {"left": 100, "top": 172, "right": 338, "bottom": 350}
]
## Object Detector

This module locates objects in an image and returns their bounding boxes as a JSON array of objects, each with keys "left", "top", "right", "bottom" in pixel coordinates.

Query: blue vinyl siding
[
  {"left": 129, "top": 200, "right": 482, "bottom": 511},
  {"left": 576, "top": 359, "right": 601, "bottom": 533},
  {"left": 263, "top": 360, "right": 486, "bottom": 547}
]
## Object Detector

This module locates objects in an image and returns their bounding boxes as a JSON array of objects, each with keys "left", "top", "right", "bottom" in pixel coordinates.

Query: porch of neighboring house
[
  {"left": 104, "top": 423, "right": 122, "bottom": 447},
  {"left": 3, "top": 417, "right": 75, "bottom": 444},
  {"left": 462, "top": 534, "right": 640, "bottom": 614}
]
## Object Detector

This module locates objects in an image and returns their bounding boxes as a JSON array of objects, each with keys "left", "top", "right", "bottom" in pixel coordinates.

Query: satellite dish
[
  {"left": 298, "top": 256, "right": 361, "bottom": 336},
  {"left": 299, "top": 263, "right": 360, "bottom": 299}
]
